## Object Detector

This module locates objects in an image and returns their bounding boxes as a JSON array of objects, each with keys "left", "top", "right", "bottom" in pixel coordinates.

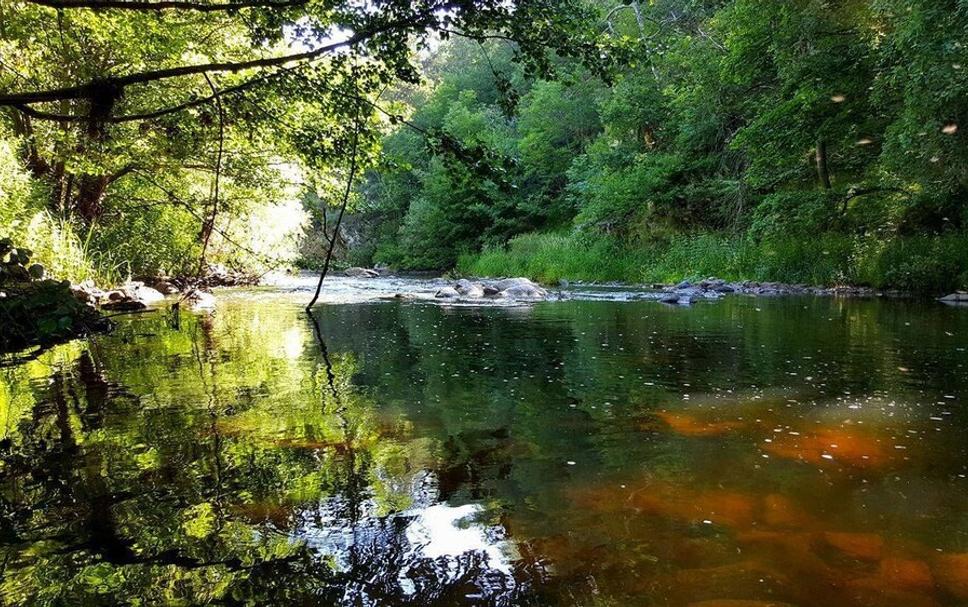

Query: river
[{"left": 1, "top": 276, "right": 967, "bottom": 606}]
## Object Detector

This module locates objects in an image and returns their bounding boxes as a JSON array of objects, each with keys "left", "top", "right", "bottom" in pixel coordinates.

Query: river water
[{"left": 1, "top": 276, "right": 967, "bottom": 606}]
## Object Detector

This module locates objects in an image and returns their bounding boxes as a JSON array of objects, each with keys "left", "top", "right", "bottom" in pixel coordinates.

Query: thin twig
[
  {"left": 305, "top": 101, "right": 362, "bottom": 310},
  {"left": 197, "top": 73, "right": 224, "bottom": 276}
]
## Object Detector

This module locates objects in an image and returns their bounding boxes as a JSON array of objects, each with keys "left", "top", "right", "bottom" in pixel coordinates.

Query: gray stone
[
  {"left": 455, "top": 279, "right": 485, "bottom": 297},
  {"left": 344, "top": 267, "right": 380, "bottom": 278},
  {"left": 435, "top": 287, "right": 460, "bottom": 299},
  {"left": 500, "top": 284, "right": 548, "bottom": 299},
  {"left": 493, "top": 277, "right": 542, "bottom": 291},
  {"left": 129, "top": 284, "right": 165, "bottom": 304},
  {"left": 187, "top": 290, "right": 217, "bottom": 310}
]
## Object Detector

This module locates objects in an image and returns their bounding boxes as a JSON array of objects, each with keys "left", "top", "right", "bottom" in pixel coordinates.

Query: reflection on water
[{"left": 1, "top": 286, "right": 967, "bottom": 606}]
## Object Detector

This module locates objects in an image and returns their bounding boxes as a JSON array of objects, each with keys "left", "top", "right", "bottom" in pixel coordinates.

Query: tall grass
[
  {"left": 458, "top": 232, "right": 651, "bottom": 283},
  {"left": 458, "top": 230, "right": 968, "bottom": 293},
  {"left": 23, "top": 212, "right": 126, "bottom": 285}
]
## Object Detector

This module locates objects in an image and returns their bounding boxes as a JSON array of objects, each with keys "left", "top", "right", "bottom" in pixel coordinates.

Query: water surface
[{"left": 2, "top": 279, "right": 967, "bottom": 606}]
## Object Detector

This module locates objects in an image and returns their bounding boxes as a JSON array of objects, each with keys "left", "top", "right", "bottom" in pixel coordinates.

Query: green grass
[
  {"left": 22, "top": 212, "right": 126, "bottom": 286},
  {"left": 458, "top": 231, "right": 652, "bottom": 283},
  {"left": 458, "top": 230, "right": 968, "bottom": 293}
]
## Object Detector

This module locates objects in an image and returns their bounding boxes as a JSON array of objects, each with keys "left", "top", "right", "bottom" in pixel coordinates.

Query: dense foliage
[
  {"left": 0, "top": 0, "right": 604, "bottom": 283},
  {"left": 1, "top": 0, "right": 965, "bottom": 291},
  {"left": 0, "top": 238, "right": 108, "bottom": 352},
  {"left": 354, "top": 0, "right": 967, "bottom": 291}
]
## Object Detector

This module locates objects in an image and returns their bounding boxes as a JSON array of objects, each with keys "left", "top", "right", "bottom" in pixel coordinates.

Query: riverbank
[
  {"left": 456, "top": 231, "right": 968, "bottom": 295},
  {"left": 0, "top": 247, "right": 241, "bottom": 355}
]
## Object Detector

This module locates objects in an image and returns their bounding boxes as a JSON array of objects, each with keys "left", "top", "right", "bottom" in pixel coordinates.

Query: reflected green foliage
[{"left": 3, "top": 291, "right": 966, "bottom": 604}]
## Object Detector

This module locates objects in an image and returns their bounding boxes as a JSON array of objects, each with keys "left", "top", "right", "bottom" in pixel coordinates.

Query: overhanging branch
[
  {"left": 20, "top": 0, "right": 307, "bottom": 11},
  {"left": 0, "top": 9, "right": 441, "bottom": 108}
]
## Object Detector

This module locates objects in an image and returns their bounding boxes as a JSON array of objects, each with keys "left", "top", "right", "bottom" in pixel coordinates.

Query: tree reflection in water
[
  {"left": 1, "top": 294, "right": 967, "bottom": 606},
  {"left": 0, "top": 304, "right": 532, "bottom": 605}
]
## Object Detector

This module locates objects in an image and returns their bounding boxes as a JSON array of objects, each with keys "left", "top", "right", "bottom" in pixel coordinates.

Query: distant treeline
[{"left": 354, "top": 0, "right": 967, "bottom": 291}]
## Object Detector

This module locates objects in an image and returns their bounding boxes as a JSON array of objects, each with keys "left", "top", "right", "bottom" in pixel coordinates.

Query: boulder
[
  {"left": 70, "top": 285, "right": 97, "bottom": 306},
  {"left": 493, "top": 277, "right": 542, "bottom": 291},
  {"left": 659, "top": 292, "right": 681, "bottom": 304},
  {"left": 435, "top": 287, "right": 460, "bottom": 298},
  {"left": 500, "top": 284, "right": 548, "bottom": 300},
  {"left": 186, "top": 290, "right": 217, "bottom": 310},
  {"left": 455, "top": 279, "right": 485, "bottom": 298},
  {"left": 153, "top": 280, "right": 180, "bottom": 295},
  {"left": 128, "top": 284, "right": 165, "bottom": 305},
  {"left": 674, "top": 280, "right": 693, "bottom": 290},
  {"left": 490, "top": 277, "right": 548, "bottom": 300},
  {"left": 344, "top": 267, "right": 380, "bottom": 278}
]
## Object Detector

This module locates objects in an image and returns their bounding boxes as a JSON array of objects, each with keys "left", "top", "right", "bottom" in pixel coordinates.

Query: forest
[
  {"left": 3, "top": 3, "right": 968, "bottom": 606},
  {"left": 354, "top": 1, "right": 967, "bottom": 291},
  {"left": 1, "top": 0, "right": 965, "bottom": 296}
]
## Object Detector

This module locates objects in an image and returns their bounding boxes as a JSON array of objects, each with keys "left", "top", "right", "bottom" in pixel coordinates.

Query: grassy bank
[{"left": 457, "top": 231, "right": 968, "bottom": 293}]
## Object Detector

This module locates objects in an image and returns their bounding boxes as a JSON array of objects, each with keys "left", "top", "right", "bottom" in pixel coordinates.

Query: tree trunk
[
  {"left": 815, "top": 138, "right": 832, "bottom": 190},
  {"left": 75, "top": 174, "right": 111, "bottom": 222}
]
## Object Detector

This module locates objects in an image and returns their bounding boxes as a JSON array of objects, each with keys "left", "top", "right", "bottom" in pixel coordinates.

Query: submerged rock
[
  {"left": 156, "top": 281, "right": 180, "bottom": 295},
  {"left": 934, "top": 552, "right": 968, "bottom": 599}
]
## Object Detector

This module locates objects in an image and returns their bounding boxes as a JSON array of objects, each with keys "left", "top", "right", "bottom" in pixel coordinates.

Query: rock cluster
[
  {"left": 435, "top": 277, "right": 548, "bottom": 301},
  {"left": 344, "top": 267, "right": 381, "bottom": 278},
  {"left": 659, "top": 278, "right": 882, "bottom": 305},
  {"left": 70, "top": 280, "right": 167, "bottom": 311}
]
